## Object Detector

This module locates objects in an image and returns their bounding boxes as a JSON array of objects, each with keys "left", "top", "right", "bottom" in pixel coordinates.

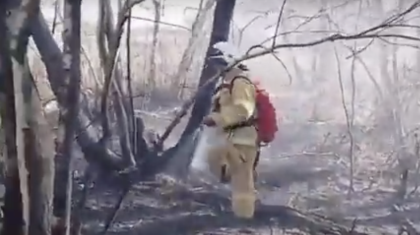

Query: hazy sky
[
  {"left": 38, "top": 0, "right": 420, "bottom": 123},
  {"left": 41, "top": 0, "right": 284, "bottom": 31}
]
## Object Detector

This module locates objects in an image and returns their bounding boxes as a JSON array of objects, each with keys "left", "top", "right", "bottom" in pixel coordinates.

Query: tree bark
[
  {"left": 173, "top": 0, "right": 215, "bottom": 94},
  {"left": 29, "top": 12, "right": 125, "bottom": 172},
  {"left": 6, "top": 0, "right": 42, "bottom": 234},
  {"left": 0, "top": 8, "right": 24, "bottom": 234},
  {"left": 1, "top": 1, "right": 52, "bottom": 235},
  {"left": 179, "top": 0, "right": 236, "bottom": 140},
  {"left": 97, "top": 0, "right": 136, "bottom": 166},
  {"left": 164, "top": 0, "right": 236, "bottom": 179},
  {"left": 53, "top": 0, "right": 82, "bottom": 234},
  {"left": 25, "top": 67, "right": 55, "bottom": 235}
]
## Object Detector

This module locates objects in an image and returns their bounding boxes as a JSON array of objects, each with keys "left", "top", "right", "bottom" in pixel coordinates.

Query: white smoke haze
[
  {"left": 28, "top": 0, "right": 420, "bottom": 233},
  {"left": 190, "top": 126, "right": 227, "bottom": 172},
  {"left": 37, "top": 0, "right": 420, "bottom": 125}
]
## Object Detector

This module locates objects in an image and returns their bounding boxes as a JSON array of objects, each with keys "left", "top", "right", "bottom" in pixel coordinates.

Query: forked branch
[{"left": 99, "top": 0, "right": 146, "bottom": 143}]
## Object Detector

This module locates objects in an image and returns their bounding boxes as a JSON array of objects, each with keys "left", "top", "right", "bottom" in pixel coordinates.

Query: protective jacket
[
  {"left": 205, "top": 72, "right": 259, "bottom": 219},
  {"left": 206, "top": 73, "right": 258, "bottom": 147}
]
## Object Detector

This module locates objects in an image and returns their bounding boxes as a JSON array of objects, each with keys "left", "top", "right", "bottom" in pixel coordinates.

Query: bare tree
[
  {"left": 147, "top": 0, "right": 162, "bottom": 91},
  {"left": 97, "top": 0, "right": 142, "bottom": 168},
  {"left": 1, "top": 0, "right": 56, "bottom": 235},
  {"left": 174, "top": 0, "right": 216, "bottom": 96},
  {"left": 0, "top": 5, "right": 24, "bottom": 235},
  {"left": 52, "top": 0, "right": 82, "bottom": 234},
  {"left": 30, "top": 13, "right": 124, "bottom": 171}
]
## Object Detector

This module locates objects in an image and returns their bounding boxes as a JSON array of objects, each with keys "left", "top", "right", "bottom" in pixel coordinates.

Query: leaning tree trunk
[
  {"left": 179, "top": 0, "right": 236, "bottom": 140},
  {"left": 53, "top": 0, "right": 82, "bottom": 234},
  {"left": 165, "top": 0, "right": 236, "bottom": 178},
  {"left": 131, "top": 0, "right": 237, "bottom": 180}
]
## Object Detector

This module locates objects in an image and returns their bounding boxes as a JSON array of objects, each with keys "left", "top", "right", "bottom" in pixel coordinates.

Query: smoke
[
  {"left": 190, "top": 126, "right": 227, "bottom": 172},
  {"left": 161, "top": 126, "right": 227, "bottom": 182}
]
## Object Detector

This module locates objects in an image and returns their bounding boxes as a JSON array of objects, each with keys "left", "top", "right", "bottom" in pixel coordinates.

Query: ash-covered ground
[
  {"left": 33, "top": 0, "right": 420, "bottom": 234},
  {"left": 69, "top": 101, "right": 420, "bottom": 235}
]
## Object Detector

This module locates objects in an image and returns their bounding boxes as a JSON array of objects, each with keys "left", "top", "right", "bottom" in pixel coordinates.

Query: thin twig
[
  {"left": 271, "top": 0, "right": 287, "bottom": 48},
  {"left": 51, "top": 0, "right": 60, "bottom": 34},
  {"left": 332, "top": 42, "right": 355, "bottom": 195},
  {"left": 126, "top": 5, "right": 136, "bottom": 155},
  {"left": 245, "top": 44, "right": 293, "bottom": 85},
  {"left": 131, "top": 16, "right": 191, "bottom": 31},
  {"left": 261, "top": 0, "right": 420, "bottom": 46},
  {"left": 99, "top": 0, "right": 146, "bottom": 143},
  {"left": 99, "top": 179, "right": 131, "bottom": 235}
]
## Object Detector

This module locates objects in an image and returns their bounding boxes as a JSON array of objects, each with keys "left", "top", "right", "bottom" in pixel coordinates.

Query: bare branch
[
  {"left": 271, "top": 0, "right": 287, "bottom": 48},
  {"left": 344, "top": 47, "right": 384, "bottom": 100},
  {"left": 174, "top": 0, "right": 216, "bottom": 95},
  {"left": 126, "top": 4, "right": 136, "bottom": 156},
  {"left": 237, "top": 14, "right": 266, "bottom": 46},
  {"left": 131, "top": 15, "right": 191, "bottom": 31},
  {"left": 157, "top": 0, "right": 420, "bottom": 148},
  {"left": 332, "top": 43, "right": 355, "bottom": 194},
  {"left": 245, "top": 44, "right": 293, "bottom": 85},
  {"left": 51, "top": 0, "right": 60, "bottom": 34},
  {"left": 99, "top": 0, "right": 146, "bottom": 143},
  {"left": 344, "top": 38, "right": 375, "bottom": 59},
  {"left": 261, "top": 10, "right": 326, "bottom": 45},
  {"left": 262, "top": 0, "right": 420, "bottom": 46},
  {"left": 96, "top": 0, "right": 137, "bottom": 169},
  {"left": 378, "top": 37, "right": 420, "bottom": 49}
]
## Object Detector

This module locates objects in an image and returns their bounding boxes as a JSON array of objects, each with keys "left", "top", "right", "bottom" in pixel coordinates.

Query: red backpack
[{"left": 228, "top": 76, "right": 279, "bottom": 145}]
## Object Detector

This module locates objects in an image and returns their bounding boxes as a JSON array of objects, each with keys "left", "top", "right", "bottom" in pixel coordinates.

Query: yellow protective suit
[{"left": 205, "top": 71, "right": 259, "bottom": 219}]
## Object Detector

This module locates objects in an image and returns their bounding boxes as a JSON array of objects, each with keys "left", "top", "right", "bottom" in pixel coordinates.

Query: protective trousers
[{"left": 207, "top": 143, "right": 258, "bottom": 218}]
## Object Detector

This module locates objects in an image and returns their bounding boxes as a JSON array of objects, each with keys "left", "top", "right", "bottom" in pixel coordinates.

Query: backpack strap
[
  {"left": 211, "top": 83, "right": 230, "bottom": 112},
  {"left": 212, "top": 76, "right": 248, "bottom": 112},
  {"left": 228, "top": 75, "right": 253, "bottom": 94},
  {"left": 223, "top": 75, "right": 257, "bottom": 131}
]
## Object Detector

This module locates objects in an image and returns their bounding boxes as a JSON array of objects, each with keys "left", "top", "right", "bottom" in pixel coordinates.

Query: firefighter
[{"left": 202, "top": 42, "right": 259, "bottom": 219}]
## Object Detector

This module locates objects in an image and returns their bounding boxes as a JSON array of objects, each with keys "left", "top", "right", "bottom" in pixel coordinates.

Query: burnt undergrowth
[{"left": 76, "top": 177, "right": 368, "bottom": 235}]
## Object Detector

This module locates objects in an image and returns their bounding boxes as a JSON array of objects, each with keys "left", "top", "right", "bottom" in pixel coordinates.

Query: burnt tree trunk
[
  {"left": 0, "top": 7, "right": 23, "bottom": 235},
  {"left": 1, "top": 0, "right": 48, "bottom": 235},
  {"left": 53, "top": 0, "right": 82, "bottom": 234},
  {"left": 29, "top": 13, "right": 125, "bottom": 171},
  {"left": 125, "top": 0, "right": 237, "bottom": 180},
  {"left": 25, "top": 67, "right": 55, "bottom": 235},
  {"left": 160, "top": 0, "right": 237, "bottom": 179},
  {"left": 97, "top": 0, "right": 136, "bottom": 166},
  {"left": 179, "top": 0, "right": 236, "bottom": 140}
]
